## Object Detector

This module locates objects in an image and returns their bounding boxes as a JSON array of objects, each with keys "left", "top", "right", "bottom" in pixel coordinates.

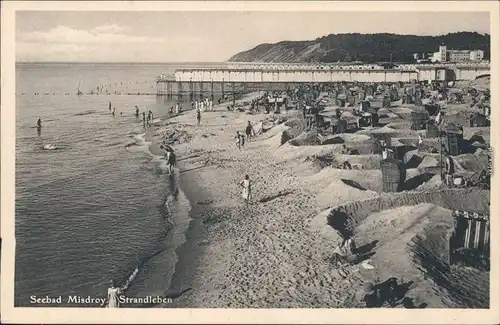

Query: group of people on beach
[
  {"left": 235, "top": 121, "right": 255, "bottom": 150},
  {"left": 169, "top": 103, "right": 182, "bottom": 115},
  {"left": 192, "top": 98, "right": 213, "bottom": 112}
]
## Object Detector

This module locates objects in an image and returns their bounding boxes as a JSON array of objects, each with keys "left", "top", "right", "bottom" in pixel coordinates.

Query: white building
[{"left": 430, "top": 45, "right": 485, "bottom": 63}]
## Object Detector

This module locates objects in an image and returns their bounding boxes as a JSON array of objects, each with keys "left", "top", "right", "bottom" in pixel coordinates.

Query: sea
[{"left": 14, "top": 62, "right": 225, "bottom": 307}]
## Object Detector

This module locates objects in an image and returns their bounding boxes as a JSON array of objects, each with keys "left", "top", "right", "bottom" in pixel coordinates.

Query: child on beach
[
  {"left": 239, "top": 175, "right": 252, "bottom": 205},
  {"left": 235, "top": 131, "right": 245, "bottom": 150}
]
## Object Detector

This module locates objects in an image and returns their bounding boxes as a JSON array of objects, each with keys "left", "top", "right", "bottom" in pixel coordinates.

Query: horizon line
[{"left": 15, "top": 61, "right": 229, "bottom": 64}]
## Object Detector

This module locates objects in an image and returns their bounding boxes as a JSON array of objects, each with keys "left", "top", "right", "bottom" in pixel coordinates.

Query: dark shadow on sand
[
  {"left": 259, "top": 190, "right": 295, "bottom": 203},
  {"left": 179, "top": 166, "right": 208, "bottom": 173},
  {"left": 341, "top": 179, "right": 367, "bottom": 191},
  {"left": 403, "top": 172, "right": 436, "bottom": 191}
]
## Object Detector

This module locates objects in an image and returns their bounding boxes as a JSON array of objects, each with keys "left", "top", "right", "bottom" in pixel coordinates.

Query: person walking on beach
[
  {"left": 235, "top": 131, "right": 245, "bottom": 150},
  {"left": 235, "top": 131, "right": 242, "bottom": 150},
  {"left": 196, "top": 106, "right": 201, "bottom": 125},
  {"left": 245, "top": 121, "right": 254, "bottom": 141},
  {"left": 162, "top": 146, "right": 176, "bottom": 176},
  {"left": 239, "top": 175, "right": 252, "bottom": 205}
]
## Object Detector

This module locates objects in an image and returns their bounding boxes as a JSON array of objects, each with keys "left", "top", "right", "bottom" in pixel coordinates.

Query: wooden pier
[{"left": 156, "top": 62, "right": 490, "bottom": 96}]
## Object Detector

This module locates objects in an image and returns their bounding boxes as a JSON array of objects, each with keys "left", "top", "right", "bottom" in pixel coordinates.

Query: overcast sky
[{"left": 16, "top": 11, "right": 490, "bottom": 62}]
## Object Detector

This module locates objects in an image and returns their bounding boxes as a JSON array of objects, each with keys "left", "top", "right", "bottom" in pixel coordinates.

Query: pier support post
[
  {"left": 177, "top": 82, "right": 182, "bottom": 99},
  {"left": 200, "top": 81, "right": 203, "bottom": 99},
  {"left": 232, "top": 82, "right": 235, "bottom": 106},
  {"left": 211, "top": 80, "right": 214, "bottom": 100},
  {"left": 222, "top": 80, "right": 225, "bottom": 98}
]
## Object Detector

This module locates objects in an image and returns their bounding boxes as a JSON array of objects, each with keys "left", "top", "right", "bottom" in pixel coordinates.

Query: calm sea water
[{"left": 15, "top": 62, "right": 224, "bottom": 307}]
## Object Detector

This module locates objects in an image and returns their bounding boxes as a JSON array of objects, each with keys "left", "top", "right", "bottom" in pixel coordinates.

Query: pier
[{"left": 156, "top": 62, "right": 490, "bottom": 96}]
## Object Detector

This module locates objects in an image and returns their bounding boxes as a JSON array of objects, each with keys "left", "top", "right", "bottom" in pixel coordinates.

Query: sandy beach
[{"left": 145, "top": 88, "right": 490, "bottom": 309}]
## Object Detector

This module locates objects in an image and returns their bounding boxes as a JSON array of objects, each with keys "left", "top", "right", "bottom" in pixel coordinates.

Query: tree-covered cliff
[{"left": 228, "top": 32, "right": 490, "bottom": 63}]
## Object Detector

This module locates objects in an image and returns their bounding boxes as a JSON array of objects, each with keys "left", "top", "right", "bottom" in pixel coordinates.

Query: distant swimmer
[
  {"left": 135, "top": 106, "right": 139, "bottom": 118},
  {"left": 36, "top": 118, "right": 42, "bottom": 128}
]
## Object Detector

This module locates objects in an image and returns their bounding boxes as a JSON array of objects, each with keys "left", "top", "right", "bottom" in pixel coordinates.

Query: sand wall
[{"left": 327, "top": 188, "right": 490, "bottom": 230}]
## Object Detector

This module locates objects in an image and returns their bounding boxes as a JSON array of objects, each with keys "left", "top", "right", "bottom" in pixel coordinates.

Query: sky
[{"left": 15, "top": 11, "right": 490, "bottom": 63}]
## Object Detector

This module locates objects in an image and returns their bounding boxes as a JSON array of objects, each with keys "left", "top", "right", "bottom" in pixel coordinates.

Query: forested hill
[{"left": 228, "top": 32, "right": 490, "bottom": 63}]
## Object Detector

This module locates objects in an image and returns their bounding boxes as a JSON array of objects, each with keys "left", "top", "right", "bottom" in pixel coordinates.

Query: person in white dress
[
  {"left": 240, "top": 175, "right": 252, "bottom": 205},
  {"left": 105, "top": 280, "right": 123, "bottom": 308}
]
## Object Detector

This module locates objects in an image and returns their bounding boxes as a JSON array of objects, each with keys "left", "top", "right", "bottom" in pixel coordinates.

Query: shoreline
[{"left": 149, "top": 92, "right": 265, "bottom": 307}]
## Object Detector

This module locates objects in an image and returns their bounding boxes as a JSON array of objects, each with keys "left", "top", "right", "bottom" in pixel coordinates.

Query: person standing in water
[
  {"left": 162, "top": 146, "right": 176, "bottom": 175},
  {"left": 112, "top": 108, "right": 116, "bottom": 117},
  {"left": 36, "top": 117, "right": 42, "bottom": 128},
  {"left": 108, "top": 102, "right": 112, "bottom": 112},
  {"left": 239, "top": 175, "right": 252, "bottom": 205},
  {"left": 142, "top": 111, "right": 146, "bottom": 126},
  {"left": 135, "top": 106, "right": 139, "bottom": 118}
]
